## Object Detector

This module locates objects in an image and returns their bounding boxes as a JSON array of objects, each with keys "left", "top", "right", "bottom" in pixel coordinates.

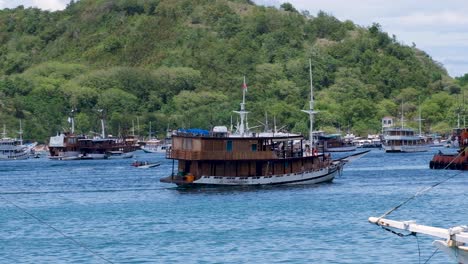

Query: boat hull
[
  {"left": 433, "top": 240, "right": 468, "bottom": 264},
  {"left": 161, "top": 162, "right": 342, "bottom": 187},
  {"left": 383, "top": 145, "right": 429, "bottom": 153},
  {"left": 429, "top": 153, "right": 468, "bottom": 170},
  {"left": 325, "top": 146, "right": 357, "bottom": 152},
  {"left": 0, "top": 152, "right": 30, "bottom": 160}
]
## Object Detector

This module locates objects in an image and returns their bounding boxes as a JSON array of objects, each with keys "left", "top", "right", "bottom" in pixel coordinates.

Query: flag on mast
[{"left": 242, "top": 76, "right": 248, "bottom": 91}]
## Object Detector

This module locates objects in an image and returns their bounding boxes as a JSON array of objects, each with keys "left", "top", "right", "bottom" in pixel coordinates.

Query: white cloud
[
  {"left": 255, "top": 0, "right": 468, "bottom": 76},
  {"left": 32, "top": 0, "right": 66, "bottom": 11},
  {"left": 0, "top": 0, "right": 5, "bottom": 8},
  {"left": 383, "top": 11, "right": 468, "bottom": 29}
]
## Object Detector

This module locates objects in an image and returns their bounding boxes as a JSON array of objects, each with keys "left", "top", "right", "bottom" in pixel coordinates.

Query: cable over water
[{"left": 0, "top": 195, "right": 114, "bottom": 264}]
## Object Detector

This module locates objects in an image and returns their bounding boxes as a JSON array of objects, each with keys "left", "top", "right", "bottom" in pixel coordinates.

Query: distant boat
[
  {"left": 381, "top": 116, "right": 429, "bottom": 153},
  {"left": 314, "top": 132, "right": 357, "bottom": 152},
  {"left": 369, "top": 217, "right": 468, "bottom": 264},
  {"left": 141, "top": 121, "right": 172, "bottom": 153},
  {"left": 48, "top": 114, "right": 139, "bottom": 160},
  {"left": 0, "top": 123, "right": 36, "bottom": 160},
  {"left": 131, "top": 161, "right": 161, "bottom": 169},
  {"left": 141, "top": 138, "right": 171, "bottom": 153}
]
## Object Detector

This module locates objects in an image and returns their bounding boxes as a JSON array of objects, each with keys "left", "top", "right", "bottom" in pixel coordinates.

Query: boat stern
[{"left": 160, "top": 174, "right": 196, "bottom": 186}]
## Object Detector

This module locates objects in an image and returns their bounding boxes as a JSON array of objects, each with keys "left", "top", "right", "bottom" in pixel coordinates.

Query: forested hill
[{"left": 0, "top": 0, "right": 464, "bottom": 142}]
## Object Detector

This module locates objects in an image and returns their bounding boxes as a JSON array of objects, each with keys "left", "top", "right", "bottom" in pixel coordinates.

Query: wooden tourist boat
[
  {"left": 429, "top": 127, "right": 468, "bottom": 170},
  {"left": 369, "top": 217, "right": 468, "bottom": 263},
  {"left": 160, "top": 63, "right": 368, "bottom": 187},
  {"left": 48, "top": 114, "right": 139, "bottom": 160}
]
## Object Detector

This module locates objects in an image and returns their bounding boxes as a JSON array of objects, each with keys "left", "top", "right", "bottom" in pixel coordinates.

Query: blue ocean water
[{"left": 0, "top": 148, "right": 466, "bottom": 263}]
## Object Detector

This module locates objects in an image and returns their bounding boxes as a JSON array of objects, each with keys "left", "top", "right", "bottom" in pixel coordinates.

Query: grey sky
[{"left": 1, "top": 0, "right": 467, "bottom": 77}]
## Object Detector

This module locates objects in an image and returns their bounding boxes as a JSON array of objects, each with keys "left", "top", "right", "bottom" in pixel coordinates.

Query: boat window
[
  {"left": 226, "top": 140, "right": 232, "bottom": 152},
  {"left": 251, "top": 144, "right": 257, "bottom": 152}
]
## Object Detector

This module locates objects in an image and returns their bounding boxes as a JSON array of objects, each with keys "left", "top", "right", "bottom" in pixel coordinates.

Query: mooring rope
[
  {"left": 374, "top": 149, "right": 465, "bottom": 262},
  {"left": 0, "top": 195, "right": 114, "bottom": 264},
  {"left": 378, "top": 149, "right": 465, "bottom": 220}
]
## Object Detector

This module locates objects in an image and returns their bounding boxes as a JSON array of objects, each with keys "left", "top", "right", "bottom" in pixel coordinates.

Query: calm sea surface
[{"left": 0, "top": 148, "right": 466, "bottom": 263}]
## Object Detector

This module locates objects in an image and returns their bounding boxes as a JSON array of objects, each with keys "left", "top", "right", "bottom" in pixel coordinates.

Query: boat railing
[{"left": 166, "top": 148, "right": 307, "bottom": 160}]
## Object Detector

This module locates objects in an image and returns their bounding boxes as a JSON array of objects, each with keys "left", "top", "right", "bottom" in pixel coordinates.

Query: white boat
[
  {"left": 381, "top": 127, "right": 430, "bottom": 152},
  {"left": 369, "top": 217, "right": 468, "bottom": 263},
  {"left": 0, "top": 123, "right": 36, "bottom": 160},
  {"left": 381, "top": 115, "right": 429, "bottom": 153},
  {"left": 141, "top": 139, "right": 170, "bottom": 153}
]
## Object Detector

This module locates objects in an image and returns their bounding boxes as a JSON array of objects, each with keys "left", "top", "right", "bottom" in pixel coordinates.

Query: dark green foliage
[{"left": 0, "top": 0, "right": 460, "bottom": 141}]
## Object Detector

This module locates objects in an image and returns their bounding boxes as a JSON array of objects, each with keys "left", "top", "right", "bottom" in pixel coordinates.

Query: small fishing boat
[
  {"left": 369, "top": 217, "right": 468, "bottom": 263},
  {"left": 131, "top": 161, "right": 161, "bottom": 169}
]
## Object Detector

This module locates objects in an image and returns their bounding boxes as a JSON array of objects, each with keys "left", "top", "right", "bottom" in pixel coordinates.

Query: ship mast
[
  {"left": 149, "top": 121, "right": 152, "bottom": 139},
  {"left": 400, "top": 102, "right": 404, "bottom": 128},
  {"left": 98, "top": 109, "right": 105, "bottom": 138},
  {"left": 417, "top": 98, "right": 424, "bottom": 137},
  {"left": 70, "top": 109, "right": 75, "bottom": 134},
  {"left": 1, "top": 124, "right": 6, "bottom": 139},
  {"left": 302, "top": 59, "right": 318, "bottom": 148},
  {"left": 18, "top": 120, "right": 23, "bottom": 145},
  {"left": 233, "top": 76, "right": 249, "bottom": 137}
]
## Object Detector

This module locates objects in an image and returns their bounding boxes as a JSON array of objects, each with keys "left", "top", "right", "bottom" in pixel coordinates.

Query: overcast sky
[{"left": 1, "top": 0, "right": 467, "bottom": 77}]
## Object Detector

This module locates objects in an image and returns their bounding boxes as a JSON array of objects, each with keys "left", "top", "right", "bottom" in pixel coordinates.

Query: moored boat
[
  {"left": 381, "top": 117, "right": 429, "bottom": 153},
  {"left": 314, "top": 132, "right": 357, "bottom": 152},
  {"left": 48, "top": 114, "right": 139, "bottom": 160},
  {"left": 429, "top": 127, "right": 468, "bottom": 170},
  {"left": 160, "top": 62, "right": 367, "bottom": 187},
  {"left": 0, "top": 123, "right": 36, "bottom": 160}
]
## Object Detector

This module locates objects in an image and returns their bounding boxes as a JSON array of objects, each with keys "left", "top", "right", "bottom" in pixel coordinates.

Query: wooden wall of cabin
[{"left": 173, "top": 137, "right": 182, "bottom": 150}]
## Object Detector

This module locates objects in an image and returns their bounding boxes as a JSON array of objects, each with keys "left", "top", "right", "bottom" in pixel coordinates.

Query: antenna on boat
[
  {"left": 264, "top": 111, "right": 269, "bottom": 132},
  {"left": 416, "top": 97, "right": 424, "bottom": 137},
  {"left": 400, "top": 101, "right": 404, "bottom": 128},
  {"left": 233, "top": 76, "right": 249, "bottom": 136},
  {"left": 1, "top": 124, "right": 6, "bottom": 139},
  {"left": 149, "top": 121, "right": 152, "bottom": 139},
  {"left": 302, "top": 59, "right": 318, "bottom": 148},
  {"left": 137, "top": 117, "right": 140, "bottom": 138},
  {"left": 229, "top": 115, "right": 233, "bottom": 133},
  {"left": 69, "top": 108, "right": 76, "bottom": 134},
  {"left": 98, "top": 109, "right": 105, "bottom": 138},
  {"left": 463, "top": 91, "right": 466, "bottom": 127},
  {"left": 18, "top": 119, "right": 23, "bottom": 145},
  {"left": 132, "top": 120, "right": 135, "bottom": 137}
]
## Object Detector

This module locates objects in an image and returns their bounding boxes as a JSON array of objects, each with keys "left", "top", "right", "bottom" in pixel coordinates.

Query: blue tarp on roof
[{"left": 178, "top": 128, "right": 210, "bottom": 136}]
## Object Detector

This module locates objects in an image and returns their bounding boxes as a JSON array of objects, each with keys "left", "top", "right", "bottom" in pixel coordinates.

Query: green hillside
[{"left": 0, "top": 0, "right": 464, "bottom": 142}]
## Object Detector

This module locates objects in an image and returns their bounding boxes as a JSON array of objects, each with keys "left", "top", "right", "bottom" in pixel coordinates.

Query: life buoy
[{"left": 313, "top": 148, "right": 318, "bottom": 156}]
